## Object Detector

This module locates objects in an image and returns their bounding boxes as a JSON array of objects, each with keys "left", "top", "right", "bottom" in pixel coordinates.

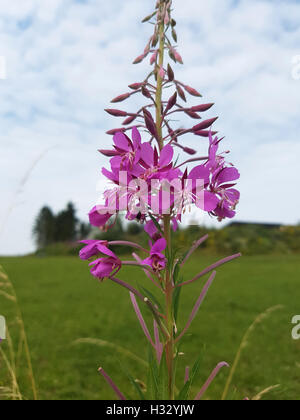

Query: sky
[{"left": 0, "top": 0, "right": 299, "bottom": 256}]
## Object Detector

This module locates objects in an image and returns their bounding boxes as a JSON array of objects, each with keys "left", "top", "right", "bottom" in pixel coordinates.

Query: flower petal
[
  {"left": 113, "top": 132, "right": 130, "bottom": 151},
  {"left": 159, "top": 145, "right": 174, "bottom": 167}
]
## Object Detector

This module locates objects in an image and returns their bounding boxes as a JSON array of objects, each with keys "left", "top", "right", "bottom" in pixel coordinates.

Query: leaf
[
  {"left": 120, "top": 363, "right": 145, "bottom": 400},
  {"left": 146, "top": 345, "right": 159, "bottom": 400},
  {"left": 176, "top": 350, "right": 204, "bottom": 400},
  {"left": 138, "top": 286, "right": 163, "bottom": 313},
  {"left": 158, "top": 351, "right": 168, "bottom": 400},
  {"left": 172, "top": 285, "right": 182, "bottom": 323}
]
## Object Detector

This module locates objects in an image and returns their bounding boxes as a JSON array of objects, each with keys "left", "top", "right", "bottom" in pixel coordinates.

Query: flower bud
[
  {"left": 184, "top": 110, "right": 201, "bottom": 119},
  {"left": 106, "top": 128, "right": 126, "bottom": 135},
  {"left": 122, "top": 115, "right": 137, "bottom": 125},
  {"left": 98, "top": 149, "right": 118, "bottom": 157},
  {"left": 111, "top": 93, "right": 131, "bottom": 103},
  {"left": 167, "top": 64, "right": 175, "bottom": 81},
  {"left": 174, "top": 49, "right": 183, "bottom": 64},
  {"left": 194, "top": 130, "right": 218, "bottom": 137},
  {"left": 158, "top": 66, "right": 165, "bottom": 79},
  {"left": 141, "top": 86, "right": 152, "bottom": 99},
  {"left": 105, "top": 109, "right": 128, "bottom": 117},
  {"left": 192, "top": 117, "right": 218, "bottom": 132},
  {"left": 176, "top": 85, "right": 187, "bottom": 102},
  {"left": 133, "top": 54, "right": 146, "bottom": 64},
  {"left": 142, "top": 11, "right": 156, "bottom": 23},
  {"left": 183, "top": 147, "right": 197, "bottom": 155},
  {"left": 150, "top": 50, "right": 158, "bottom": 65},
  {"left": 165, "top": 92, "right": 177, "bottom": 113},
  {"left": 184, "top": 85, "right": 202, "bottom": 97},
  {"left": 128, "top": 83, "right": 143, "bottom": 90},
  {"left": 191, "top": 103, "right": 214, "bottom": 112}
]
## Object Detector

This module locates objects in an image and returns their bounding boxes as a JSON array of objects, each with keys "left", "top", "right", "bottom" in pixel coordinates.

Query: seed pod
[
  {"left": 111, "top": 93, "right": 131, "bottom": 103},
  {"left": 184, "top": 85, "right": 202, "bottom": 97},
  {"left": 191, "top": 103, "right": 214, "bottom": 112},
  {"left": 105, "top": 109, "right": 128, "bottom": 117},
  {"left": 193, "top": 117, "right": 218, "bottom": 132}
]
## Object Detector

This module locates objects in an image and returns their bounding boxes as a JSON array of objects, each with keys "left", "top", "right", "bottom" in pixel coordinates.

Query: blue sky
[{"left": 0, "top": 0, "right": 300, "bottom": 255}]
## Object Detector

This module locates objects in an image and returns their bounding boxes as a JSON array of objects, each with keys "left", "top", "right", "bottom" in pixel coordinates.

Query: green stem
[{"left": 154, "top": 2, "right": 175, "bottom": 400}]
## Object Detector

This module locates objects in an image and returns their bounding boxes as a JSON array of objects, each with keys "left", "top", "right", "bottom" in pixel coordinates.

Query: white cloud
[{"left": 0, "top": 0, "right": 300, "bottom": 255}]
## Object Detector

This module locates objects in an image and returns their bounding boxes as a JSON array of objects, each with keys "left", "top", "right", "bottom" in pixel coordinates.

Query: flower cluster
[{"left": 94, "top": 128, "right": 240, "bottom": 233}]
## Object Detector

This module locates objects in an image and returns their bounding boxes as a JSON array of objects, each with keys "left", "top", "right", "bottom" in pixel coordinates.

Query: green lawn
[{"left": 0, "top": 254, "right": 299, "bottom": 400}]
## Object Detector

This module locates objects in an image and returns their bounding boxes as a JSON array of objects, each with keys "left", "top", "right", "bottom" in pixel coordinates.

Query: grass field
[{"left": 0, "top": 254, "right": 299, "bottom": 400}]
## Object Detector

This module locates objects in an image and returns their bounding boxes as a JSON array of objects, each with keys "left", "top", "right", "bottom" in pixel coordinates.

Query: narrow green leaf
[
  {"left": 173, "top": 285, "right": 182, "bottom": 323},
  {"left": 139, "top": 286, "right": 163, "bottom": 313}
]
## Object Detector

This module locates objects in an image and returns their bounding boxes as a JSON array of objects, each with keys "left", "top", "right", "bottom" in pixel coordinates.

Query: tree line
[{"left": 33, "top": 202, "right": 91, "bottom": 250}]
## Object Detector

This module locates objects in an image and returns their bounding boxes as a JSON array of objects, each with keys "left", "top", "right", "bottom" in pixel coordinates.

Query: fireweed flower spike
[{"left": 80, "top": 0, "right": 241, "bottom": 400}]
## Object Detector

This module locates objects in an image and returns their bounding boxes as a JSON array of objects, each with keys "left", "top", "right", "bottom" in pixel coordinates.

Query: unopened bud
[
  {"left": 194, "top": 130, "right": 218, "bottom": 138},
  {"left": 167, "top": 64, "right": 175, "bottom": 81},
  {"left": 111, "top": 93, "right": 131, "bottom": 103},
  {"left": 172, "top": 48, "right": 183, "bottom": 64},
  {"left": 122, "top": 115, "right": 137, "bottom": 125},
  {"left": 133, "top": 54, "right": 146, "bottom": 65},
  {"left": 150, "top": 50, "right": 158, "bottom": 65},
  {"left": 184, "top": 110, "right": 201, "bottom": 119},
  {"left": 128, "top": 83, "right": 143, "bottom": 90},
  {"left": 193, "top": 117, "right": 218, "bottom": 132},
  {"left": 158, "top": 66, "right": 165, "bottom": 79},
  {"left": 191, "top": 103, "right": 214, "bottom": 112},
  {"left": 105, "top": 109, "right": 128, "bottom": 117},
  {"left": 176, "top": 85, "right": 187, "bottom": 102},
  {"left": 183, "top": 147, "right": 197, "bottom": 155},
  {"left": 106, "top": 128, "right": 126, "bottom": 135},
  {"left": 141, "top": 86, "right": 152, "bottom": 99},
  {"left": 184, "top": 85, "right": 202, "bottom": 97}
]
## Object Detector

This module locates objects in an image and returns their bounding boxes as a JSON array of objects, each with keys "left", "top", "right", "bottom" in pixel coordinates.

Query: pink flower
[
  {"left": 210, "top": 167, "right": 240, "bottom": 220},
  {"left": 140, "top": 143, "right": 181, "bottom": 182},
  {"left": 88, "top": 247, "right": 122, "bottom": 280},
  {"left": 100, "top": 127, "right": 143, "bottom": 174},
  {"left": 143, "top": 238, "right": 167, "bottom": 272},
  {"left": 89, "top": 206, "right": 112, "bottom": 228},
  {"left": 79, "top": 240, "right": 109, "bottom": 260}
]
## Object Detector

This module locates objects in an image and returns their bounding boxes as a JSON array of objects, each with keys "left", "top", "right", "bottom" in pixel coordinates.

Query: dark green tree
[
  {"left": 32, "top": 206, "right": 55, "bottom": 248},
  {"left": 54, "top": 202, "right": 78, "bottom": 242}
]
